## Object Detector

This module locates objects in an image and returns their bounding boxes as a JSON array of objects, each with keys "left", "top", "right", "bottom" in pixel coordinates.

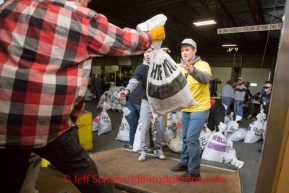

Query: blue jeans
[
  {"left": 180, "top": 110, "right": 210, "bottom": 174},
  {"left": 222, "top": 97, "right": 232, "bottom": 116},
  {"left": 0, "top": 127, "right": 111, "bottom": 193},
  {"left": 126, "top": 101, "right": 141, "bottom": 146},
  {"left": 234, "top": 100, "right": 243, "bottom": 118}
]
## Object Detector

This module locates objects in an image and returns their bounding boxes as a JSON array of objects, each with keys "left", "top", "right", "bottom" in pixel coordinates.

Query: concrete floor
[{"left": 85, "top": 100, "right": 263, "bottom": 193}]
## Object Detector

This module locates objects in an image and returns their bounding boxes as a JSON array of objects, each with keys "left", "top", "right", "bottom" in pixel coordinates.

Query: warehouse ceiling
[{"left": 88, "top": 0, "right": 285, "bottom": 55}]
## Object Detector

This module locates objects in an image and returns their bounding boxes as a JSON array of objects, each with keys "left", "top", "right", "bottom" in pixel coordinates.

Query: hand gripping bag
[
  {"left": 116, "top": 107, "right": 131, "bottom": 141},
  {"left": 202, "top": 125, "right": 228, "bottom": 162},
  {"left": 138, "top": 14, "right": 198, "bottom": 120},
  {"left": 147, "top": 49, "right": 199, "bottom": 120},
  {"left": 97, "top": 102, "right": 112, "bottom": 135}
]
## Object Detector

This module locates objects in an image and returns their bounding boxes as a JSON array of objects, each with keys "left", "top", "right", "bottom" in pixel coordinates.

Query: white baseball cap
[{"left": 176, "top": 38, "right": 197, "bottom": 50}]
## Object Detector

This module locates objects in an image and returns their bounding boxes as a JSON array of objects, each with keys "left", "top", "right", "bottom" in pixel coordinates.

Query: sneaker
[
  {"left": 178, "top": 171, "right": 201, "bottom": 182},
  {"left": 147, "top": 147, "right": 154, "bottom": 154},
  {"left": 171, "top": 163, "right": 188, "bottom": 172},
  {"left": 128, "top": 145, "right": 133, "bottom": 150},
  {"left": 155, "top": 148, "right": 165, "bottom": 160},
  {"left": 138, "top": 150, "right": 147, "bottom": 162}
]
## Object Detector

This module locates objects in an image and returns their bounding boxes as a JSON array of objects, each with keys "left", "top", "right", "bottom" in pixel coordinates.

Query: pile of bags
[
  {"left": 200, "top": 111, "right": 268, "bottom": 168},
  {"left": 92, "top": 102, "right": 131, "bottom": 142},
  {"left": 97, "top": 87, "right": 127, "bottom": 111},
  {"left": 201, "top": 123, "right": 244, "bottom": 168},
  {"left": 92, "top": 102, "right": 112, "bottom": 135}
]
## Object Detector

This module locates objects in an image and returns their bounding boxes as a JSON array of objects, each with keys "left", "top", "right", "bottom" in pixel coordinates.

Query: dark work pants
[
  {"left": 0, "top": 126, "right": 111, "bottom": 193},
  {"left": 207, "top": 102, "right": 225, "bottom": 131}
]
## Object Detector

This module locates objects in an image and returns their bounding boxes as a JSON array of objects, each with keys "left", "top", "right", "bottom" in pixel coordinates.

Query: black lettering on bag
[
  {"left": 150, "top": 62, "right": 162, "bottom": 80},
  {"left": 163, "top": 59, "right": 176, "bottom": 78}
]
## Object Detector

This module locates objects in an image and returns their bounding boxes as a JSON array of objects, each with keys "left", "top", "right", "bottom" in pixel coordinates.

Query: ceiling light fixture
[
  {"left": 193, "top": 20, "right": 216, "bottom": 26},
  {"left": 222, "top": 44, "right": 237, "bottom": 47}
]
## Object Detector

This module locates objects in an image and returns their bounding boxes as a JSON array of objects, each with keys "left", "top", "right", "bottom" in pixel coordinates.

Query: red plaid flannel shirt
[{"left": 0, "top": 0, "right": 152, "bottom": 149}]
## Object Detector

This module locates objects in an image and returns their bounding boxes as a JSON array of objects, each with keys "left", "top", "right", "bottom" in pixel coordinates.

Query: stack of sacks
[
  {"left": 223, "top": 140, "right": 244, "bottom": 168},
  {"left": 167, "top": 117, "right": 212, "bottom": 154},
  {"left": 201, "top": 115, "right": 245, "bottom": 167},
  {"left": 98, "top": 87, "right": 127, "bottom": 111}
]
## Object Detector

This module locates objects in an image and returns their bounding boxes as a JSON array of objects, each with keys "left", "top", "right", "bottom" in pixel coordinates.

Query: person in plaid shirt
[{"left": 0, "top": 0, "right": 165, "bottom": 192}]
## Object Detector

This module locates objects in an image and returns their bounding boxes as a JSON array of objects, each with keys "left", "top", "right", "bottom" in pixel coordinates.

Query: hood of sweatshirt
[{"left": 142, "top": 59, "right": 150, "bottom": 66}]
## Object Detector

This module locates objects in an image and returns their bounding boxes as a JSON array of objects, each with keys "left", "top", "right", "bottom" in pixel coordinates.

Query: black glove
[{"left": 238, "top": 101, "right": 243, "bottom": 106}]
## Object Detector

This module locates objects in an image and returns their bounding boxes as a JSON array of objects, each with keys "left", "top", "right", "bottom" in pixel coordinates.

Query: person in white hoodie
[{"left": 222, "top": 80, "right": 234, "bottom": 115}]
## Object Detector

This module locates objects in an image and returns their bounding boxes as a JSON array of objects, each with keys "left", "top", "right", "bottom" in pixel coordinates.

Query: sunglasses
[{"left": 263, "top": 87, "right": 271, "bottom": 89}]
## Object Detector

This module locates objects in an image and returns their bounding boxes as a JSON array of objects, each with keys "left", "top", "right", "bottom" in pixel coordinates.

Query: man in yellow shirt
[{"left": 171, "top": 39, "right": 212, "bottom": 181}]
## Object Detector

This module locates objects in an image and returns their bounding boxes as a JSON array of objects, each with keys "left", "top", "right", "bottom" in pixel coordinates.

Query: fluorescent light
[
  {"left": 250, "top": 83, "right": 257, "bottom": 87},
  {"left": 222, "top": 44, "right": 237, "bottom": 47},
  {"left": 193, "top": 20, "right": 216, "bottom": 26}
]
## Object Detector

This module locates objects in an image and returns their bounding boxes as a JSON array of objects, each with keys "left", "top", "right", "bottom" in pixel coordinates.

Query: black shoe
[
  {"left": 171, "top": 163, "right": 188, "bottom": 172},
  {"left": 258, "top": 149, "right": 262, "bottom": 153},
  {"left": 237, "top": 120, "right": 243, "bottom": 123},
  {"left": 178, "top": 171, "right": 201, "bottom": 182}
]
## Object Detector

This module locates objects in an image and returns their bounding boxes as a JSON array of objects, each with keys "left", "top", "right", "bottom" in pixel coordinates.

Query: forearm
[
  {"left": 189, "top": 67, "right": 211, "bottom": 84},
  {"left": 125, "top": 78, "right": 139, "bottom": 94},
  {"left": 88, "top": 14, "right": 152, "bottom": 57}
]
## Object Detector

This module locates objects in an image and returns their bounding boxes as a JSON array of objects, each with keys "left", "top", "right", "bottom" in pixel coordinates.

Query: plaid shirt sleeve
[{"left": 0, "top": 0, "right": 152, "bottom": 149}]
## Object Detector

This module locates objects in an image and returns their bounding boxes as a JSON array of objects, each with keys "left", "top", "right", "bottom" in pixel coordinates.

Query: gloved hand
[
  {"left": 148, "top": 25, "right": 165, "bottom": 41},
  {"left": 238, "top": 101, "right": 243, "bottom": 106}
]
